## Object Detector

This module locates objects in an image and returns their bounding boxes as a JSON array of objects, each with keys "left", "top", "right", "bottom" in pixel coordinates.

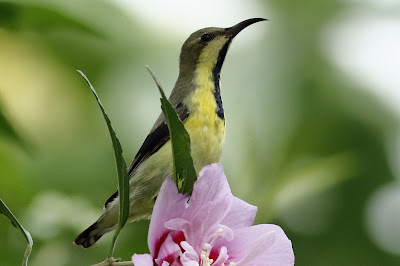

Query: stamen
[
  {"left": 200, "top": 243, "right": 213, "bottom": 266},
  {"left": 203, "top": 243, "right": 211, "bottom": 254},
  {"left": 200, "top": 253, "right": 214, "bottom": 266}
]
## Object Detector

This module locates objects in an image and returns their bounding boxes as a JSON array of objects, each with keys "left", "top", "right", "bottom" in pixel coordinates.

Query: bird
[{"left": 74, "top": 18, "right": 266, "bottom": 248}]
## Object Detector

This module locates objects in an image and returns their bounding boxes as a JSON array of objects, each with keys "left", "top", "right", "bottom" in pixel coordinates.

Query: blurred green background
[{"left": 1, "top": 0, "right": 400, "bottom": 265}]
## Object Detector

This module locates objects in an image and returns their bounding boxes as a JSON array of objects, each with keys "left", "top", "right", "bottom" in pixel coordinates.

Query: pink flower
[{"left": 132, "top": 163, "right": 294, "bottom": 266}]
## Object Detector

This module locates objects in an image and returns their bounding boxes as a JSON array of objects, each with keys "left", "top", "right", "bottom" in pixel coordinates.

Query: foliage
[
  {"left": 0, "top": 198, "right": 33, "bottom": 266},
  {"left": 146, "top": 66, "right": 197, "bottom": 195},
  {"left": 77, "top": 71, "right": 130, "bottom": 259}
]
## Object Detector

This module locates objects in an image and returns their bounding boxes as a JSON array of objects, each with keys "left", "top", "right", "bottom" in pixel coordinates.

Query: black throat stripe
[{"left": 212, "top": 40, "right": 231, "bottom": 120}]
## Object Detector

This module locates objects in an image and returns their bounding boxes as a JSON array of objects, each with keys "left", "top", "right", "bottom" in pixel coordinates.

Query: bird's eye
[{"left": 200, "top": 33, "right": 214, "bottom": 43}]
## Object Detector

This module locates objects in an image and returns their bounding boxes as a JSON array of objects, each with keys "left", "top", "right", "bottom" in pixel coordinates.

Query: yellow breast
[{"left": 183, "top": 60, "right": 226, "bottom": 174}]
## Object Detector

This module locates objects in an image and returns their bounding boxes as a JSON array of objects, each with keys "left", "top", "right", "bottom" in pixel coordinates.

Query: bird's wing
[{"left": 103, "top": 103, "right": 189, "bottom": 208}]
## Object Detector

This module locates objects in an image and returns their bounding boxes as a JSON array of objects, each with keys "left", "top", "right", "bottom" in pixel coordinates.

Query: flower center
[{"left": 199, "top": 228, "right": 236, "bottom": 266}]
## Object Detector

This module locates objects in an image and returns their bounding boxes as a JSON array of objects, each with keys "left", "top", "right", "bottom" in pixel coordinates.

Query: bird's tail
[
  {"left": 74, "top": 217, "right": 118, "bottom": 249},
  {"left": 74, "top": 221, "right": 104, "bottom": 248},
  {"left": 75, "top": 199, "right": 120, "bottom": 248}
]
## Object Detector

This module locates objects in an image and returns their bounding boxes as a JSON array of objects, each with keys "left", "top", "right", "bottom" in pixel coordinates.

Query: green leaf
[
  {"left": 0, "top": 198, "right": 33, "bottom": 266},
  {"left": 76, "top": 71, "right": 129, "bottom": 258},
  {"left": 145, "top": 66, "right": 197, "bottom": 195}
]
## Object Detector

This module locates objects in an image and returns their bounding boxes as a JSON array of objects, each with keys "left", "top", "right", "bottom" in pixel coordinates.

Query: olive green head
[{"left": 178, "top": 18, "right": 267, "bottom": 75}]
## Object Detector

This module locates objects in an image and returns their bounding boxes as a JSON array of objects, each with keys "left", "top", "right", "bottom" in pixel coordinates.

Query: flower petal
[
  {"left": 212, "top": 246, "right": 229, "bottom": 265},
  {"left": 149, "top": 178, "right": 189, "bottom": 255},
  {"left": 186, "top": 163, "right": 232, "bottom": 218},
  {"left": 213, "top": 224, "right": 234, "bottom": 244},
  {"left": 155, "top": 234, "right": 182, "bottom": 265},
  {"left": 181, "top": 261, "right": 199, "bottom": 266},
  {"left": 181, "top": 200, "right": 232, "bottom": 254},
  {"left": 181, "top": 164, "right": 234, "bottom": 252},
  {"left": 132, "top": 253, "right": 154, "bottom": 266},
  {"left": 180, "top": 241, "right": 199, "bottom": 265},
  {"left": 221, "top": 196, "right": 257, "bottom": 229},
  {"left": 164, "top": 218, "right": 190, "bottom": 232},
  {"left": 224, "top": 224, "right": 294, "bottom": 266},
  {"left": 235, "top": 230, "right": 276, "bottom": 265}
]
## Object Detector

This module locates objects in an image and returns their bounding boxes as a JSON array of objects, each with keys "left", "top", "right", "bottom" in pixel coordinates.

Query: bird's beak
[{"left": 224, "top": 18, "right": 267, "bottom": 38}]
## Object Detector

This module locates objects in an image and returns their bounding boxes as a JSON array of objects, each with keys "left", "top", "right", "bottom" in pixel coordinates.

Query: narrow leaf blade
[
  {"left": 0, "top": 198, "right": 33, "bottom": 266},
  {"left": 145, "top": 66, "right": 197, "bottom": 195},
  {"left": 76, "top": 70, "right": 129, "bottom": 257}
]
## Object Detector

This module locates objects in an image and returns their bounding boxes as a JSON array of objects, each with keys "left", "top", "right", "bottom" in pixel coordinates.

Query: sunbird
[{"left": 74, "top": 18, "right": 266, "bottom": 248}]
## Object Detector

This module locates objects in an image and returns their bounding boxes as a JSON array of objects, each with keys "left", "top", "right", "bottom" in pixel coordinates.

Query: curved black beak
[{"left": 224, "top": 18, "right": 267, "bottom": 38}]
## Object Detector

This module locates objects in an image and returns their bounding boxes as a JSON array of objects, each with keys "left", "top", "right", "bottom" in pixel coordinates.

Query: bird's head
[{"left": 178, "top": 18, "right": 267, "bottom": 80}]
